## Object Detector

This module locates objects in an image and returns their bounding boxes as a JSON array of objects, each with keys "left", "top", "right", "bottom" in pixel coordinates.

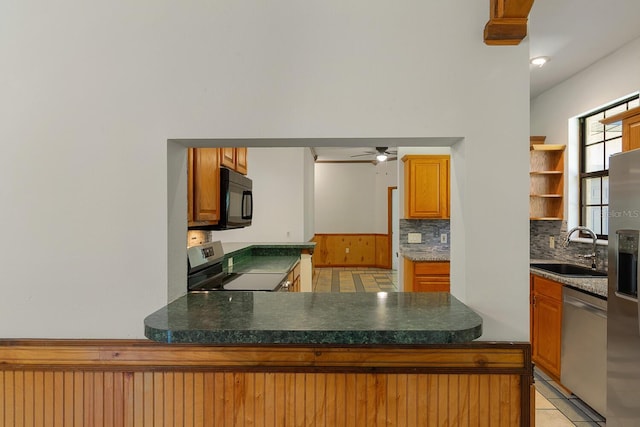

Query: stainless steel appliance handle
[
  {"left": 564, "top": 294, "right": 607, "bottom": 319},
  {"left": 242, "top": 191, "right": 253, "bottom": 219}
]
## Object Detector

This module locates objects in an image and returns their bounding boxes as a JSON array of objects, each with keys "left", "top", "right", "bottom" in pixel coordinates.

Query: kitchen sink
[{"left": 530, "top": 263, "right": 607, "bottom": 277}]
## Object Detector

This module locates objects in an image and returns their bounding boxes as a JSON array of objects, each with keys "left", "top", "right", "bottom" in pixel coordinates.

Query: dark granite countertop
[
  {"left": 144, "top": 291, "right": 483, "bottom": 345},
  {"left": 530, "top": 259, "right": 608, "bottom": 298},
  {"left": 227, "top": 255, "right": 299, "bottom": 274},
  {"left": 220, "top": 242, "right": 314, "bottom": 274},
  {"left": 222, "top": 242, "right": 315, "bottom": 256},
  {"left": 401, "top": 249, "right": 450, "bottom": 262}
]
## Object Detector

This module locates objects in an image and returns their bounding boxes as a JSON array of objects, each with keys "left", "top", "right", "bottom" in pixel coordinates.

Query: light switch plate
[
  {"left": 408, "top": 233, "right": 422, "bottom": 244},
  {"left": 440, "top": 233, "right": 447, "bottom": 244}
]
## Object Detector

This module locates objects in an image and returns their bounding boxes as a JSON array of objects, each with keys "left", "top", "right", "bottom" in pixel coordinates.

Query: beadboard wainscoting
[{"left": 0, "top": 340, "right": 533, "bottom": 426}]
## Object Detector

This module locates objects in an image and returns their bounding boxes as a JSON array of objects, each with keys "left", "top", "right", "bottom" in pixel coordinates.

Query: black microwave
[{"left": 216, "top": 168, "right": 253, "bottom": 229}]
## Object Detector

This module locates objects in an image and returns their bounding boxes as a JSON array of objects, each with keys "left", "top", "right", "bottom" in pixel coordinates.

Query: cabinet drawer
[
  {"left": 532, "top": 275, "right": 563, "bottom": 301},
  {"left": 414, "top": 262, "right": 450, "bottom": 275},
  {"left": 414, "top": 278, "right": 450, "bottom": 292}
]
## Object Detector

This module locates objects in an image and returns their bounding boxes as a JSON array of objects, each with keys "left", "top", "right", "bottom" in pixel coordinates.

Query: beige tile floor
[
  {"left": 312, "top": 267, "right": 398, "bottom": 293},
  {"left": 312, "top": 268, "right": 605, "bottom": 426}
]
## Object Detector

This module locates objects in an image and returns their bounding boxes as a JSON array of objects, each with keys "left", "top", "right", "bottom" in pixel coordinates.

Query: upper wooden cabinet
[
  {"left": 220, "top": 147, "right": 248, "bottom": 175},
  {"left": 402, "top": 155, "right": 450, "bottom": 219},
  {"left": 530, "top": 137, "right": 565, "bottom": 220},
  {"left": 235, "top": 147, "right": 248, "bottom": 175},
  {"left": 187, "top": 147, "right": 248, "bottom": 227},
  {"left": 188, "top": 148, "right": 220, "bottom": 226},
  {"left": 600, "top": 105, "right": 640, "bottom": 152}
]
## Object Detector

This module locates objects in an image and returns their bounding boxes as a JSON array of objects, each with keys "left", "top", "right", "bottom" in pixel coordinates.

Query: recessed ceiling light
[{"left": 530, "top": 56, "right": 549, "bottom": 67}]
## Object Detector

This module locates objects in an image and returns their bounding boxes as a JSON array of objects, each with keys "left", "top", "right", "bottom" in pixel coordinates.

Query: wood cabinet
[
  {"left": 188, "top": 147, "right": 220, "bottom": 225},
  {"left": 600, "top": 105, "right": 640, "bottom": 152},
  {"left": 235, "top": 147, "right": 248, "bottom": 174},
  {"left": 530, "top": 137, "right": 565, "bottom": 220},
  {"left": 530, "top": 274, "right": 563, "bottom": 380},
  {"left": 402, "top": 155, "right": 450, "bottom": 219},
  {"left": 287, "top": 260, "right": 301, "bottom": 292},
  {"left": 403, "top": 258, "right": 450, "bottom": 292},
  {"left": 188, "top": 147, "right": 248, "bottom": 227},
  {"left": 220, "top": 147, "right": 248, "bottom": 175}
]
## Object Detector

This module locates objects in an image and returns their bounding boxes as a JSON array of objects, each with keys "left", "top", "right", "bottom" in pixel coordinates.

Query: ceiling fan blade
[{"left": 350, "top": 152, "right": 376, "bottom": 158}]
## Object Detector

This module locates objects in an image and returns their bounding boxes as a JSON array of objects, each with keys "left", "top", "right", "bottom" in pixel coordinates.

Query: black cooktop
[{"left": 221, "top": 272, "right": 287, "bottom": 291}]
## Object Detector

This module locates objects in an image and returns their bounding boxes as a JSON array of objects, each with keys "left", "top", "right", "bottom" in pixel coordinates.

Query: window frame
[{"left": 578, "top": 95, "right": 639, "bottom": 240}]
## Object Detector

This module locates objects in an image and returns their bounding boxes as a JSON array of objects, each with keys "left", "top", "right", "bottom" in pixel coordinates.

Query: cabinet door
[
  {"left": 235, "top": 147, "right": 248, "bottom": 175},
  {"left": 414, "top": 277, "right": 450, "bottom": 292},
  {"left": 220, "top": 147, "right": 236, "bottom": 169},
  {"left": 623, "top": 114, "right": 640, "bottom": 152},
  {"left": 219, "top": 147, "right": 248, "bottom": 174},
  {"left": 404, "top": 156, "right": 449, "bottom": 219},
  {"left": 187, "top": 148, "right": 194, "bottom": 222},
  {"left": 532, "top": 293, "right": 562, "bottom": 378},
  {"left": 287, "top": 262, "right": 301, "bottom": 292},
  {"left": 531, "top": 275, "right": 563, "bottom": 380},
  {"left": 404, "top": 259, "right": 450, "bottom": 292},
  {"left": 192, "top": 148, "right": 220, "bottom": 222}
]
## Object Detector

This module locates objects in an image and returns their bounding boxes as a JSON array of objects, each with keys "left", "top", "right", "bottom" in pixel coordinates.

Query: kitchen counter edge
[
  {"left": 144, "top": 291, "right": 483, "bottom": 345},
  {"left": 530, "top": 259, "right": 607, "bottom": 298}
]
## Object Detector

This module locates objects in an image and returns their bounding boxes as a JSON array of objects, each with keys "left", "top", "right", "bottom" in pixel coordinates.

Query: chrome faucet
[{"left": 564, "top": 226, "right": 598, "bottom": 269}]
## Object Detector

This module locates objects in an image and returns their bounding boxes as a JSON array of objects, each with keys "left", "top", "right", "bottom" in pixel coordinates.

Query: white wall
[
  {"left": 531, "top": 36, "right": 640, "bottom": 223},
  {"left": 1, "top": 1, "right": 530, "bottom": 340},
  {"left": 315, "top": 161, "right": 397, "bottom": 234},
  {"left": 303, "top": 148, "right": 315, "bottom": 241},
  {"left": 210, "top": 148, "right": 310, "bottom": 243},
  {"left": 374, "top": 161, "right": 398, "bottom": 233}
]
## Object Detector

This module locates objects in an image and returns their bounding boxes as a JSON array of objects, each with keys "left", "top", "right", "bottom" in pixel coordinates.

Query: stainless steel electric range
[{"left": 187, "top": 241, "right": 290, "bottom": 292}]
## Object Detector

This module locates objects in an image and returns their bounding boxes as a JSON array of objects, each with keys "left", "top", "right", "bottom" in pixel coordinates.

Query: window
[{"left": 579, "top": 95, "right": 639, "bottom": 239}]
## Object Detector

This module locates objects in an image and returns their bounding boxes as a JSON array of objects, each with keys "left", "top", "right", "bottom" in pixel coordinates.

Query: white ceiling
[
  {"left": 316, "top": 1, "right": 640, "bottom": 161},
  {"left": 313, "top": 146, "right": 398, "bottom": 162},
  {"left": 528, "top": 0, "right": 640, "bottom": 98}
]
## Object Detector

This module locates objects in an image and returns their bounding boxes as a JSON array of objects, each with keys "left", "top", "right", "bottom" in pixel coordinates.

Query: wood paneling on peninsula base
[{"left": 0, "top": 340, "right": 533, "bottom": 426}]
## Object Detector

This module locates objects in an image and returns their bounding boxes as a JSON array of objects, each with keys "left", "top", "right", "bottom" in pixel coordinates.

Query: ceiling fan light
[{"left": 376, "top": 154, "right": 388, "bottom": 162}]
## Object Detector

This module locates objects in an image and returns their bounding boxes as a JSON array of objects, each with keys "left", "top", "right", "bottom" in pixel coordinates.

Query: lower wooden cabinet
[
  {"left": 404, "top": 259, "right": 450, "bottom": 292},
  {"left": 287, "top": 260, "right": 301, "bottom": 292},
  {"left": 530, "top": 274, "right": 563, "bottom": 380}
]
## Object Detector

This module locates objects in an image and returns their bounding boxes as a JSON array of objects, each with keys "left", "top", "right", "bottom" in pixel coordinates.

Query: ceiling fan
[{"left": 350, "top": 147, "right": 398, "bottom": 163}]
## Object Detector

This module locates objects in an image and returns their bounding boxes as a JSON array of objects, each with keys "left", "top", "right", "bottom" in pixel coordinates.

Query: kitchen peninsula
[
  {"left": 139, "top": 291, "right": 533, "bottom": 425},
  {"left": 0, "top": 291, "right": 533, "bottom": 425}
]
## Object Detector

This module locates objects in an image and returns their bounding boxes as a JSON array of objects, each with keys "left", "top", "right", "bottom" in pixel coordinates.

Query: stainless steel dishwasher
[{"left": 561, "top": 286, "right": 607, "bottom": 416}]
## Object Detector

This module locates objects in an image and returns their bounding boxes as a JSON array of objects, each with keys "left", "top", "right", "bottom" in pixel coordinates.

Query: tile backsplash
[
  {"left": 530, "top": 220, "right": 608, "bottom": 270},
  {"left": 399, "top": 219, "right": 450, "bottom": 253},
  {"left": 187, "top": 230, "right": 214, "bottom": 247}
]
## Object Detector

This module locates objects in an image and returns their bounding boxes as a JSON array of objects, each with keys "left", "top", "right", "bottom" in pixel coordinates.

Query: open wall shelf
[{"left": 530, "top": 137, "right": 565, "bottom": 220}]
